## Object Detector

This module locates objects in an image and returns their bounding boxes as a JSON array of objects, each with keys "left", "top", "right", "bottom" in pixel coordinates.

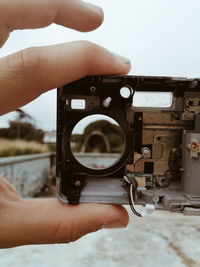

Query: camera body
[{"left": 57, "top": 75, "right": 200, "bottom": 216}]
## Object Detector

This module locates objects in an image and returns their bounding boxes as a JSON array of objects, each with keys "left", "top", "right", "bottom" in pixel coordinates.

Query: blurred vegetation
[
  {"left": 85, "top": 134, "right": 107, "bottom": 153},
  {"left": 71, "top": 120, "right": 124, "bottom": 153},
  {"left": 84, "top": 120, "right": 123, "bottom": 137},
  {"left": 0, "top": 121, "right": 44, "bottom": 143},
  {"left": 0, "top": 109, "right": 48, "bottom": 157},
  {"left": 71, "top": 134, "right": 82, "bottom": 143},
  {"left": 0, "top": 139, "right": 48, "bottom": 157},
  {"left": 0, "top": 109, "right": 44, "bottom": 143},
  {"left": 47, "top": 143, "right": 56, "bottom": 152}
]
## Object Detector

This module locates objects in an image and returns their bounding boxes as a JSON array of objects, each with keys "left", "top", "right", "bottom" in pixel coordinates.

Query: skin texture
[{"left": 0, "top": 0, "right": 131, "bottom": 248}]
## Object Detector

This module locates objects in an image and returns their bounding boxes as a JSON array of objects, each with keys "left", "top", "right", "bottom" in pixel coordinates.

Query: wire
[
  {"left": 129, "top": 184, "right": 142, "bottom": 217},
  {"left": 123, "top": 175, "right": 142, "bottom": 217},
  {"left": 124, "top": 175, "right": 131, "bottom": 184}
]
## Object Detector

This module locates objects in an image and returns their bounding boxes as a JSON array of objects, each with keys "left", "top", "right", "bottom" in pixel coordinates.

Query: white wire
[
  {"left": 130, "top": 183, "right": 142, "bottom": 217},
  {"left": 124, "top": 175, "right": 131, "bottom": 184},
  {"left": 130, "top": 184, "right": 134, "bottom": 205}
]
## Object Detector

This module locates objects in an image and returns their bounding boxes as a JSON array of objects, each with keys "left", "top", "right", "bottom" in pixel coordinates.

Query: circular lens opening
[{"left": 70, "top": 115, "right": 125, "bottom": 170}]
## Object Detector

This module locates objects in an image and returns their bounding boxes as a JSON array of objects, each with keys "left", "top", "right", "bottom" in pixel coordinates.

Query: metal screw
[
  {"left": 142, "top": 147, "right": 150, "bottom": 155},
  {"left": 191, "top": 143, "right": 198, "bottom": 151},
  {"left": 75, "top": 180, "right": 81, "bottom": 187},
  {"left": 90, "top": 86, "right": 96, "bottom": 93}
]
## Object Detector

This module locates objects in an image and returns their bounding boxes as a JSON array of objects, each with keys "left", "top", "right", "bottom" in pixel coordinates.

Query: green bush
[{"left": 0, "top": 121, "right": 44, "bottom": 143}]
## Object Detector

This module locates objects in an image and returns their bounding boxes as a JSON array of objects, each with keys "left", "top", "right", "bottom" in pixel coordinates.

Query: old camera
[{"left": 57, "top": 75, "right": 200, "bottom": 216}]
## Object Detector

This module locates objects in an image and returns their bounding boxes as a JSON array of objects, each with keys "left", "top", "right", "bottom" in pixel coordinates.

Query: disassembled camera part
[{"left": 57, "top": 75, "right": 200, "bottom": 216}]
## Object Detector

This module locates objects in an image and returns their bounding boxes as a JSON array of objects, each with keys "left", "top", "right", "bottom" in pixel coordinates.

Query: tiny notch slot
[
  {"left": 71, "top": 99, "right": 86, "bottom": 110},
  {"left": 144, "top": 162, "right": 154, "bottom": 174}
]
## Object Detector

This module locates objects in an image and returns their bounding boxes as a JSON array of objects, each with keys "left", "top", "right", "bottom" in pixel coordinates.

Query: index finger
[
  {"left": 0, "top": 41, "right": 131, "bottom": 115},
  {"left": 0, "top": 0, "right": 103, "bottom": 33}
]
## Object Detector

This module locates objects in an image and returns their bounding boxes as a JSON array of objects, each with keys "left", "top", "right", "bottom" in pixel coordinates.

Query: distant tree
[
  {"left": 0, "top": 128, "right": 9, "bottom": 138},
  {"left": 84, "top": 120, "right": 123, "bottom": 138},
  {"left": 16, "top": 109, "right": 35, "bottom": 124},
  {"left": 70, "top": 134, "right": 83, "bottom": 143},
  {"left": 0, "top": 109, "right": 44, "bottom": 143},
  {"left": 72, "top": 120, "right": 124, "bottom": 153},
  {"left": 7, "top": 121, "right": 44, "bottom": 142}
]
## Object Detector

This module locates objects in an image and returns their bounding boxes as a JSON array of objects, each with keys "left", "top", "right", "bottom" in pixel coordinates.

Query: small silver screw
[
  {"left": 142, "top": 147, "right": 150, "bottom": 155},
  {"left": 90, "top": 86, "right": 96, "bottom": 93},
  {"left": 75, "top": 180, "right": 81, "bottom": 187}
]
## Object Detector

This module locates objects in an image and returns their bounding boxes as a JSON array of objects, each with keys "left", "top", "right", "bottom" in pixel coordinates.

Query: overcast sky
[{"left": 1, "top": 0, "right": 200, "bottom": 131}]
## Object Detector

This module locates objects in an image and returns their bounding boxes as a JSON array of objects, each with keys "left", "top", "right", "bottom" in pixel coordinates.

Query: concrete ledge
[
  {"left": 74, "top": 152, "right": 120, "bottom": 169},
  {"left": 0, "top": 152, "right": 55, "bottom": 166},
  {"left": 0, "top": 153, "right": 55, "bottom": 197}
]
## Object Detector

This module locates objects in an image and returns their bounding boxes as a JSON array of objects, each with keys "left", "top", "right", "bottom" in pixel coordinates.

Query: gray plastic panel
[{"left": 57, "top": 177, "right": 129, "bottom": 205}]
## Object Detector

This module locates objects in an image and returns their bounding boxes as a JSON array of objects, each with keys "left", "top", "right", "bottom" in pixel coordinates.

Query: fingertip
[
  {"left": 102, "top": 204, "right": 129, "bottom": 229},
  {"left": 82, "top": 42, "right": 131, "bottom": 76},
  {"left": 113, "top": 53, "right": 131, "bottom": 66},
  {"left": 113, "top": 53, "right": 132, "bottom": 74},
  {"left": 87, "top": 3, "right": 104, "bottom": 20},
  {"left": 80, "top": 3, "right": 104, "bottom": 32},
  {"left": 66, "top": 203, "right": 129, "bottom": 240}
]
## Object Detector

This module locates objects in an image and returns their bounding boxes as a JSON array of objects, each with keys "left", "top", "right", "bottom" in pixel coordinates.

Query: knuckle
[
  {"left": 81, "top": 40, "right": 95, "bottom": 52},
  {"left": 80, "top": 41, "right": 100, "bottom": 63},
  {"left": 16, "top": 47, "right": 42, "bottom": 74},
  {"left": 53, "top": 221, "right": 72, "bottom": 244},
  {"left": 6, "top": 47, "right": 47, "bottom": 79},
  {"left": 4, "top": 47, "right": 48, "bottom": 92},
  {"left": 82, "top": 41, "right": 98, "bottom": 54},
  {"left": 78, "top": 41, "right": 113, "bottom": 74},
  {"left": 2, "top": 47, "right": 39, "bottom": 79}
]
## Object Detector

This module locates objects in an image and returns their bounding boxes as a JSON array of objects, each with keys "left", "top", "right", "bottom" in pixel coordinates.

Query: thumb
[{"left": 2, "top": 199, "right": 129, "bottom": 247}]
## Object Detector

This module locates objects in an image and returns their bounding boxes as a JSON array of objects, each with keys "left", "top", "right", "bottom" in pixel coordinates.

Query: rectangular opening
[
  {"left": 132, "top": 92, "right": 173, "bottom": 108},
  {"left": 71, "top": 99, "right": 86, "bottom": 110},
  {"left": 144, "top": 162, "right": 154, "bottom": 174}
]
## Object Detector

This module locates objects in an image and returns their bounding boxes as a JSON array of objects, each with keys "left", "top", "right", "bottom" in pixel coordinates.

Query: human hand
[
  {"left": 0, "top": 176, "right": 128, "bottom": 248},
  {"left": 0, "top": 0, "right": 131, "bottom": 115},
  {"left": 0, "top": 0, "right": 131, "bottom": 248}
]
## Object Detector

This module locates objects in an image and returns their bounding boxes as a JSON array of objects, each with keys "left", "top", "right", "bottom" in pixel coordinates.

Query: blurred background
[{"left": 1, "top": 0, "right": 200, "bottom": 266}]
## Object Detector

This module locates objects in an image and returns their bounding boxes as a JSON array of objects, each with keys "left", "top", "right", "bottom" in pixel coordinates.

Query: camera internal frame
[{"left": 57, "top": 75, "right": 200, "bottom": 215}]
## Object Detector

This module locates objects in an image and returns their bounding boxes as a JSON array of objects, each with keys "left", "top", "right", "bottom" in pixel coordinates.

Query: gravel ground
[{"left": 0, "top": 208, "right": 200, "bottom": 267}]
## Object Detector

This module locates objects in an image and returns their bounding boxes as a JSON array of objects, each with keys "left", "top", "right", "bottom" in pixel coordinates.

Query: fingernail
[
  {"left": 87, "top": 3, "right": 104, "bottom": 15},
  {"left": 114, "top": 53, "right": 131, "bottom": 65},
  {"left": 102, "top": 221, "right": 127, "bottom": 229}
]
